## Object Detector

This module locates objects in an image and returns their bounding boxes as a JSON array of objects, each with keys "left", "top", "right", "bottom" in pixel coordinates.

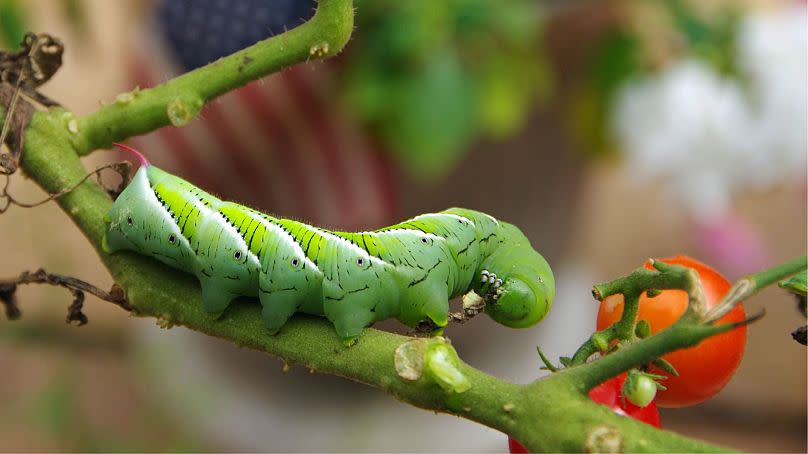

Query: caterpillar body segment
[
  {"left": 105, "top": 146, "right": 555, "bottom": 343},
  {"left": 103, "top": 165, "right": 197, "bottom": 272}
]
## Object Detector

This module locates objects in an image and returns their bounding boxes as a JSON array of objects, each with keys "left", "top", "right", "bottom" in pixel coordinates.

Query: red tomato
[
  {"left": 508, "top": 437, "right": 530, "bottom": 454},
  {"left": 596, "top": 255, "right": 747, "bottom": 407},
  {"left": 508, "top": 373, "right": 660, "bottom": 452}
]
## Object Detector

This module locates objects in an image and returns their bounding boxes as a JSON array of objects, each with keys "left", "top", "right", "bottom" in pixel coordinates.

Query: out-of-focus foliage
[
  {"left": 0, "top": 0, "right": 89, "bottom": 49},
  {"left": 0, "top": 0, "right": 27, "bottom": 48},
  {"left": 571, "top": 0, "right": 742, "bottom": 159},
  {"left": 622, "top": 3, "right": 804, "bottom": 216},
  {"left": 568, "top": 0, "right": 807, "bottom": 239},
  {"left": 0, "top": 323, "right": 203, "bottom": 451},
  {"left": 342, "top": 0, "right": 551, "bottom": 179}
]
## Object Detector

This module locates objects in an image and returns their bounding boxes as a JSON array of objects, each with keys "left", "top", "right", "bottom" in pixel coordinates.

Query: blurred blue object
[{"left": 157, "top": 0, "right": 316, "bottom": 71}]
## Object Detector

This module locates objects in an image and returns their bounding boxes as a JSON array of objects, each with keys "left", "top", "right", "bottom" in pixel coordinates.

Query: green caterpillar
[{"left": 103, "top": 144, "right": 554, "bottom": 344}]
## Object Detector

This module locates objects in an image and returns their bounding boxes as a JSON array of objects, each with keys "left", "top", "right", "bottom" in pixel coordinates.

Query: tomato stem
[
  {"left": 704, "top": 256, "right": 807, "bottom": 323},
  {"left": 570, "top": 263, "right": 705, "bottom": 369}
]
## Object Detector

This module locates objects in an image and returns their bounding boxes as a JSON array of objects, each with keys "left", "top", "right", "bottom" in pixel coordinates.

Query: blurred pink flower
[{"left": 692, "top": 214, "right": 769, "bottom": 279}]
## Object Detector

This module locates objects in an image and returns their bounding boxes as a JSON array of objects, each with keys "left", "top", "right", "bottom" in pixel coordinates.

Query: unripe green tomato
[{"left": 622, "top": 371, "right": 658, "bottom": 408}]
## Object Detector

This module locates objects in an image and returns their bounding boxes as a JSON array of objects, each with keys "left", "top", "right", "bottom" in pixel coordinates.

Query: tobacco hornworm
[{"left": 103, "top": 144, "right": 555, "bottom": 344}]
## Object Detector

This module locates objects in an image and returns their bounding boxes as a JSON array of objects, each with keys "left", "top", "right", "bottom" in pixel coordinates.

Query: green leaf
[
  {"left": 570, "top": 28, "right": 638, "bottom": 158},
  {"left": 476, "top": 50, "right": 545, "bottom": 138},
  {"left": 344, "top": 0, "right": 549, "bottom": 179},
  {"left": 780, "top": 271, "right": 807, "bottom": 317},
  {"left": 383, "top": 49, "right": 476, "bottom": 179},
  {"left": 0, "top": 0, "right": 27, "bottom": 49},
  {"left": 779, "top": 271, "right": 807, "bottom": 296},
  {"left": 665, "top": 0, "right": 742, "bottom": 76}
]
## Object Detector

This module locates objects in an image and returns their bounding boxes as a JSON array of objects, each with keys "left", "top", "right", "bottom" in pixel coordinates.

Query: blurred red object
[{"left": 693, "top": 214, "right": 768, "bottom": 278}]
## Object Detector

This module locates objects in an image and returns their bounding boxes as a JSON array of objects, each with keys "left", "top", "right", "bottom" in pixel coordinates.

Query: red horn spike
[{"left": 112, "top": 142, "right": 150, "bottom": 167}]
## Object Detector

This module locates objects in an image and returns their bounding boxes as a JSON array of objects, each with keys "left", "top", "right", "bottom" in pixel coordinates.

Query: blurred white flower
[
  {"left": 612, "top": 4, "right": 807, "bottom": 219},
  {"left": 737, "top": 4, "right": 808, "bottom": 190}
]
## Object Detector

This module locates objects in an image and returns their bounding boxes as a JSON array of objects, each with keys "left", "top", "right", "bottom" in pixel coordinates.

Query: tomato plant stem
[{"left": 705, "top": 255, "right": 807, "bottom": 323}]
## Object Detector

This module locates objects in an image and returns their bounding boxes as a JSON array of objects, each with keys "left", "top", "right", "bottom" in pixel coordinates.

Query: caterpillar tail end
[{"left": 112, "top": 142, "right": 150, "bottom": 167}]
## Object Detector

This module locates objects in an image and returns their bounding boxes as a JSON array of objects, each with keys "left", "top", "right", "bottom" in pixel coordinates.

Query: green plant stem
[
  {"left": 705, "top": 255, "right": 808, "bottom": 322},
  {"left": 69, "top": 0, "right": 353, "bottom": 155},
  {"left": 749, "top": 256, "right": 807, "bottom": 288},
  {"left": 615, "top": 290, "right": 641, "bottom": 339},
  {"left": 565, "top": 319, "right": 724, "bottom": 392},
  {"left": 570, "top": 262, "right": 704, "bottom": 366}
]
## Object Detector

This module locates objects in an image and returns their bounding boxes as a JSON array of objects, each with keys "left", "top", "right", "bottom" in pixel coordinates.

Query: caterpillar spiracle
[{"left": 103, "top": 144, "right": 555, "bottom": 344}]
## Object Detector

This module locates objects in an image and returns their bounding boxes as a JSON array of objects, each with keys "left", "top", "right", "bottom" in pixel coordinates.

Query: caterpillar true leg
[{"left": 477, "top": 270, "right": 504, "bottom": 302}]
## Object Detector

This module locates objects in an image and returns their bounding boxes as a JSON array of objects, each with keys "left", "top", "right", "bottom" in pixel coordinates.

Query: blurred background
[{"left": 0, "top": 0, "right": 805, "bottom": 451}]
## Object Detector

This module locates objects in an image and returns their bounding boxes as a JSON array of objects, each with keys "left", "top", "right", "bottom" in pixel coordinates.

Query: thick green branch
[
  {"left": 78, "top": 253, "right": 739, "bottom": 453},
  {"left": 69, "top": 0, "right": 353, "bottom": 155}
]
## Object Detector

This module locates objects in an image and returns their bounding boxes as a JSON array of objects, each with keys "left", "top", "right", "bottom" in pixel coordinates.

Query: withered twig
[
  {"left": 0, "top": 281, "right": 20, "bottom": 320},
  {"left": 792, "top": 326, "right": 807, "bottom": 346},
  {"left": 0, "top": 32, "right": 64, "bottom": 174},
  {"left": 0, "top": 161, "right": 130, "bottom": 213},
  {"left": 0, "top": 268, "right": 132, "bottom": 324},
  {"left": 0, "top": 83, "right": 34, "bottom": 174},
  {"left": 406, "top": 306, "right": 484, "bottom": 337}
]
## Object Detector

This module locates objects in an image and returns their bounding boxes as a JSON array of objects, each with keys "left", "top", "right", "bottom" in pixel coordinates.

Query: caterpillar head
[
  {"left": 103, "top": 166, "right": 190, "bottom": 270},
  {"left": 478, "top": 224, "right": 555, "bottom": 329},
  {"left": 485, "top": 252, "right": 555, "bottom": 328}
]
